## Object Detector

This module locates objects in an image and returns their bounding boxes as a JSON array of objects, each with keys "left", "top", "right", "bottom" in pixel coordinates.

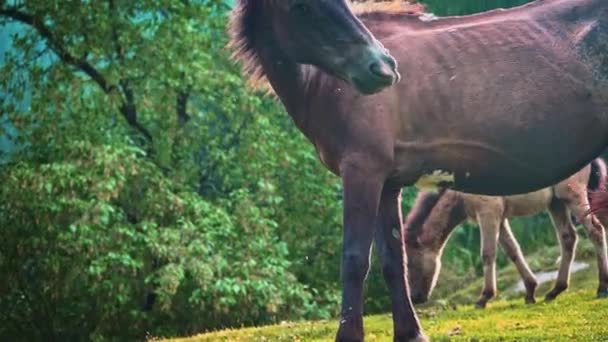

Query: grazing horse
[
  {"left": 405, "top": 159, "right": 608, "bottom": 308},
  {"left": 228, "top": 0, "right": 608, "bottom": 341}
]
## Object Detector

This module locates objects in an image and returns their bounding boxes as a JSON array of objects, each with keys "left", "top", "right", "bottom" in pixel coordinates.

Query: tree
[{"left": 0, "top": 1, "right": 321, "bottom": 340}]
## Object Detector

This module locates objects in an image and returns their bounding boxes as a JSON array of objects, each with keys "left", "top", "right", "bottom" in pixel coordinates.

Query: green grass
[
  {"left": 433, "top": 237, "right": 599, "bottom": 305},
  {"left": 162, "top": 258, "right": 607, "bottom": 342}
]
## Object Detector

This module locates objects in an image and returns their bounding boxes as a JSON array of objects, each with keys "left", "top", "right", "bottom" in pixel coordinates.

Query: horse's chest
[{"left": 312, "top": 141, "right": 341, "bottom": 175}]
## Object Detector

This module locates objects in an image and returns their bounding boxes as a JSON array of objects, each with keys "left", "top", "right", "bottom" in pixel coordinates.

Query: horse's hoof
[
  {"left": 335, "top": 324, "right": 363, "bottom": 342},
  {"left": 525, "top": 297, "right": 536, "bottom": 305},
  {"left": 408, "top": 334, "right": 430, "bottom": 342},
  {"left": 474, "top": 302, "right": 487, "bottom": 309},
  {"left": 336, "top": 336, "right": 363, "bottom": 342},
  {"left": 395, "top": 333, "right": 429, "bottom": 342},
  {"left": 597, "top": 288, "right": 608, "bottom": 298},
  {"left": 544, "top": 285, "right": 566, "bottom": 302}
]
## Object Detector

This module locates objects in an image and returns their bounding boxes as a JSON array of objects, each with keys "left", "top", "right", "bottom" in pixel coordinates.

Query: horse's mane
[
  {"left": 228, "top": 0, "right": 265, "bottom": 90},
  {"left": 404, "top": 189, "right": 446, "bottom": 244},
  {"left": 228, "top": 0, "right": 425, "bottom": 92}
]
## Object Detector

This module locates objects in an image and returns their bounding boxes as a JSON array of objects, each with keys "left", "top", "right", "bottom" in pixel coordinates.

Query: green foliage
[
  {"left": 422, "top": 0, "right": 533, "bottom": 16},
  {"left": 0, "top": 135, "right": 314, "bottom": 340},
  {"left": 0, "top": 0, "right": 325, "bottom": 340}
]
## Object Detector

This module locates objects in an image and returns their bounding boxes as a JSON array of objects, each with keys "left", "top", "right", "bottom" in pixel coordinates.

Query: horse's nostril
[
  {"left": 385, "top": 56, "right": 397, "bottom": 69},
  {"left": 369, "top": 61, "right": 393, "bottom": 80}
]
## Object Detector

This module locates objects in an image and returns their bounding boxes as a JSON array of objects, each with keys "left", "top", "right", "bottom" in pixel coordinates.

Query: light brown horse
[
  {"left": 228, "top": 1, "right": 608, "bottom": 341},
  {"left": 405, "top": 159, "right": 608, "bottom": 308}
]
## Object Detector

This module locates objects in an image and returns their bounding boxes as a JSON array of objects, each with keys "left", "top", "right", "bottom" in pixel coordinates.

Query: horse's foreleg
[
  {"left": 594, "top": 215, "right": 608, "bottom": 298},
  {"left": 546, "top": 200, "right": 577, "bottom": 301},
  {"left": 499, "top": 219, "right": 538, "bottom": 304},
  {"left": 476, "top": 214, "right": 500, "bottom": 308},
  {"left": 374, "top": 188, "right": 427, "bottom": 342},
  {"left": 335, "top": 165, "right": 384, "bottom": 342}
]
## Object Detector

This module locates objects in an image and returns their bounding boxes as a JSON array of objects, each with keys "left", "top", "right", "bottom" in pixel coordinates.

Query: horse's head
[
  {"left": 267, "top": 0, "right": 400, "bottom": 94},
  {"left": 405, "top": 238, "right": 442, "bottom": 304},
  {"left": 403, "top": 189, "right": 465, "bottom": 304}
]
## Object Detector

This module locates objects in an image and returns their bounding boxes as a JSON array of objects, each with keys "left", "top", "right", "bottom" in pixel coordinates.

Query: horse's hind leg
[
  {"left": 567, "top": 195, "right": 608, "bottom": 298},
  {"left": 476, "top": 214, "right": 501, "bottom": 308},
  {"left": 499, "top": 219, "right": 538, "bottom": 304},
  {"left": 582, "top": 216, "right": 608, "bottom": 297},
  {"left": 546, "top": 200, "right": 578, "bottom": 301},
  {"left": 594, "top": 215, "right": 608, "bottom": 297},
  {"left": 374, "top": 187, "right": 428, "bottom": 342}
]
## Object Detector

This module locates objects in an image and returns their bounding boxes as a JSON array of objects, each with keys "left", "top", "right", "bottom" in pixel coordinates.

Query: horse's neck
[
  {"left": 418, "top": 192, "right": 466, "bottom": 251},
  {"left": 255, "top": 35, "right": 312, "bottom": 131}
]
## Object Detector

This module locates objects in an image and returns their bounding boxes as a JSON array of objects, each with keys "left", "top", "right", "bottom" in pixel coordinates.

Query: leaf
[{"left": 45, "top": 182, "right": 52, "bottom": 194}]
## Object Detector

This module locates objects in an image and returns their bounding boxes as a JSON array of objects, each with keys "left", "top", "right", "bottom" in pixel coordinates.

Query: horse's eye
[{"left": 291, "top": 3, "right": 312, "bottom": 16}]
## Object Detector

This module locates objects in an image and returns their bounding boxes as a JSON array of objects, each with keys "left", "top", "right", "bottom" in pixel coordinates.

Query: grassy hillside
[{"left": 161, "top": 242, "right": 607, "bottom": 341}]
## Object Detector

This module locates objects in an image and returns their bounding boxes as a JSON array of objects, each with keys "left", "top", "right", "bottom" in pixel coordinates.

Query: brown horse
[
  {"left": 405, "top": 159, "right": 608, "bottom": 308},
  {"left": 228, "top": 1, "right": 608, "bottom": 341},
  {"left": 590, "top": 189, "right": 608, "bottom": 217}
]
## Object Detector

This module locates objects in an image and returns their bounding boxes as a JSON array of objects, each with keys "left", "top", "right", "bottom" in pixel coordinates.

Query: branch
[
  {"left": 0, "top": 7, "right": 117, "bottom": 94},
  {"left": 108, "top": 1, "right": 152, "bottom": 144},
  {"left": 0, "top": 6, "right": 154, "bottom": 145},
  {"left": 176, "top": 88, "right": 191, "bottom": 126},
  {"left": 198, "top": 112, "right": 252, "bottom": 194},
  {"left": 108, "top": 0, "right": 124, "bottom": 63},
  {"left": 119, "top": 79, "right": 153, "bottom": 143},
  {"left": 10, "top": 45, "right": 51, "bottom": 72}
]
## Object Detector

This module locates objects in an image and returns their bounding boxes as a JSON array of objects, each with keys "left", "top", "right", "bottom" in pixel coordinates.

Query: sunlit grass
[{"left": 162, "top": 262, "right": 607, "bottom": 341}]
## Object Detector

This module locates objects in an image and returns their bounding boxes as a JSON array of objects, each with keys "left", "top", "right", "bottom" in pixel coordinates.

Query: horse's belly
[
  {"left": 396, "top": 61, "right": 608, "bottom": 195},
  {"left": 397, "top": 103, "right": 608, "bottom": 195},
  {"left": 417, "top": 132, "right": 605, "bottom": 195},
  {"left": 502, "top": 189, "right": 553, "bottom": 217}
]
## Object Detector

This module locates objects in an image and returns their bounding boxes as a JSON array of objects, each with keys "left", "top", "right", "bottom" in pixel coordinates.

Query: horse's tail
[
  {"left": 587, "top": 158, "right": 608, "bottom": 216},
  {"left": 588, "top": 157, "right": 607, "bottom": 194}
]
